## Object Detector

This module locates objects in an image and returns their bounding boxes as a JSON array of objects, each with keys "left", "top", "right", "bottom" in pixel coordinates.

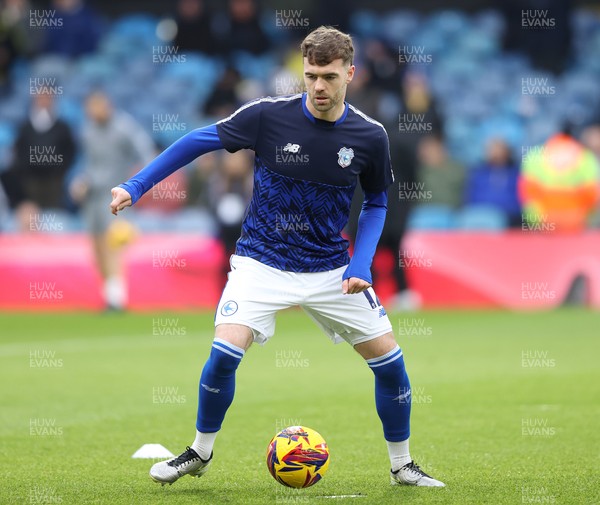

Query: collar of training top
[{"left": 302, "top": 92, "right": 349, "bottom": 126}]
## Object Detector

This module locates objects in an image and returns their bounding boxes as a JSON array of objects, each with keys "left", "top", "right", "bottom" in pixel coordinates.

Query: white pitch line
[{"left": 316, "top": 495, "right": 366, "bottom": 499}]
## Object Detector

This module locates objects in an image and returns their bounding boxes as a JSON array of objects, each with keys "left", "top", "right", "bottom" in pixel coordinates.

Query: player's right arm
[
  {"left": 110, "top": 124, "right": 223, "bottom": 215},
  {"left": 111, "top": 97, "right": 264, "bottom": 216}
]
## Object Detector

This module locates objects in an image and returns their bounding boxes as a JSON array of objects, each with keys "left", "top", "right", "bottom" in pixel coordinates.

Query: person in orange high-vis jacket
[{"left": 519, "top": 133, "right": 600, "bottom": 232}]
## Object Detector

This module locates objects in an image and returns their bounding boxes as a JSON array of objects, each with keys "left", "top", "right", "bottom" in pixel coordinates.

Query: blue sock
[
  {"left": 196, "top": 338, "right": 245, "bottom": 433},
  {"left": 367, "top": 345, "right": 411, "bottom": 442}
]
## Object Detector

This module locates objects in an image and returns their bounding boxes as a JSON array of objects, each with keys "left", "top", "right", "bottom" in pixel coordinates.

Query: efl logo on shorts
[{"left": 221, "top": 301, "right": 238, "bottom": 316}]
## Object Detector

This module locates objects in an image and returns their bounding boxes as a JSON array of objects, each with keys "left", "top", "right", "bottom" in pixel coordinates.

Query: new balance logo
[
  {"left": 276, "top": 143, "right": 309, "bottom": 164},
  {"left": 283, "top": 143, "right": 301, "bottom": 153},
  {"left": 379, "top": 307, "right": 387, "bottom": 318},
  {"left": 201, "top": 383, "right": 220, "bottom": 394}
]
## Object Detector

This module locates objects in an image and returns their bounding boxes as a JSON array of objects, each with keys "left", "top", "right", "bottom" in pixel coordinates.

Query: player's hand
[
  {"left": 342, "top": 277, "right": 371, "bottom": 295},
  {"left": 110, "top": 187, "right": 132, "bottom": 215}
]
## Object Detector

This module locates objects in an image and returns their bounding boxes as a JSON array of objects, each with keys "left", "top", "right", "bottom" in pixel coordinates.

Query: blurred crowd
[{"left": 1, "top": 0, "right": 600, "bottom": 309}]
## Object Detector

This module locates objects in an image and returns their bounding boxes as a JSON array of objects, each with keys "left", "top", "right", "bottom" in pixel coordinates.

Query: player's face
[{"left": 303, "top": 58, "right": 355, "bottom": 121}]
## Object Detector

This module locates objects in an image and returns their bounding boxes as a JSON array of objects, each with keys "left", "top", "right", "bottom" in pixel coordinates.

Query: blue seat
[
  {"left": 382, "top": 10, "right": 420, "bottom": 45},
  {"left": 0, "top": 92, "right": 29, "bottom": 124},
  {"left": 456, "top": 205, "right": 508, "bottom": 231},
  {"left": 57, "top": 98, "right": 85, "bottom": 132},
  {"left": 0, "top": 122, "right": 16, "bottom": 147},
  {"left": 478, "top": 115, "right": 524, "bottom": 152},
  {"left": 73, "top": 55, "right": 117, "bottom": 89},
  {"left": 472, "top": 9, "right": 505, "bottom": 37},
  {"left": 160, "top": 54, "right": 224, "bottom": 101},
  {"left": 30, "top": 55, "right": 72, "bottom": 83},
  {"left": 231, "top": 52, "right": 276, "bottom": 82},
  {"left": 407, "top": 205, "right": 457, "bottom": 230},
  {"left": 111, "top": 15, "right": 158, "bottom": 44},
  {"left": 426, "top": 10, "right": 470, "bottom": 38},
  {"left": 454, "top": 29, "right": 499, "bottom": 59},
  {"left": 349, "top": 10, "right": 380, "bottom": 38}
]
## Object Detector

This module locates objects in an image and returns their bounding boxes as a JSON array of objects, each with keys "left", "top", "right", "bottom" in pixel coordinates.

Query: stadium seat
[
  {"left": 0, "top": 122, "right": 16, "bottom": 148},
  {"left": 0, "top": 93, "right": 29, "bottom": 124},
  {"left": 57, "top": 98, "right": 85, "bottom": 131},
  {"left": 80, "top": 55, "right": 117, "bottom": 81},
  {"left": 0, "top": 121, "right": 15, "bottom": 169},
  {"left": 30, "top": 55, "right": 73, "bottom": 84},
  {"left": 472, "top": 10, "right": 505, "bottom": 37},
  {"left": 381, "top": 11, "right": 420, "bottom": 45},
  {"left": 426, "top": 10, "right": 470, "bottom": 38},
  {"left": 349, "top": 10, "right": 380, "bottom": 38},
  {"left": 231, "top": 52, "right": 277, "bottom": 82},
  {"left": 160, "top": 54, "right": 224, "bottom": 103},
  {"left": 454, "top": 28, "right": 499, "bottom": 59},
  {"left": 407, "top": 205, "right": 457, "bottom": 230},
  {"left": 110, "top": 14, "right": 159, "bottom": 45},
  {"left": 525, "top": 116, "right": 563, "bottom": 147},
  {"left": 478, "top": 115, "right": 524, "bottom": 153},
  {"left": 455, "top": 205, "right": 508, "bottom": 231}
]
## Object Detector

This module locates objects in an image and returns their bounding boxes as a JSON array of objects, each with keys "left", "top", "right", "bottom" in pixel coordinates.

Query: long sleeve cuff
[{"left": 343, "top": 190, "right": 388, "bottom": 284}]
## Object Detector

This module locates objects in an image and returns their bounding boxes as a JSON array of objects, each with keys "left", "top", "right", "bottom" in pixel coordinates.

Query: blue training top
[{"left": 119, "top": 93, "right": 394, "bottom": 281}]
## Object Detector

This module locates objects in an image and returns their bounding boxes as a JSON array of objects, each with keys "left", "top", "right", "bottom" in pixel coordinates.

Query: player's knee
[
  {"left": 215, "top": 323, "right": 253, "bottom": 351},
  {"left": 354, "top": 332, "right": 397, "bottom": 360}
]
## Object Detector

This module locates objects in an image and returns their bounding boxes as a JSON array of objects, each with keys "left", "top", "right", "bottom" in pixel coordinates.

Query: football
[{"left": 266, "top": 426, "right": 330, "bottom": 488}]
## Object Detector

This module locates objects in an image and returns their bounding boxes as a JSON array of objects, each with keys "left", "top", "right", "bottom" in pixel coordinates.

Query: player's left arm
[
  {"left": 342, "top": 191, "right": 387, "bottom": 294},
  {"left": 342, "top": 127, "right": 393, "bottom": 295}
]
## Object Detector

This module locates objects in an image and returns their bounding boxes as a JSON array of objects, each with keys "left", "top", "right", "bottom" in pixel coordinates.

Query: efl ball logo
[{"left": 266, "top": 426, "right": 330, "bottom": 488}]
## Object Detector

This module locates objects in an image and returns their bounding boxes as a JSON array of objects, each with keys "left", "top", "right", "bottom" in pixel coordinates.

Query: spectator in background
[
  {"left": 416, "top": 134, "right": 465, "bottom": 209},
  {"left": 519, "top": 131, "right": 600, "bottom": 232},
  {"left": 580, "top": 124, "right": 600, "bottom": 162},
  {"left": 347, "top": 72, "right": 443, "bottom": 311},
  {"left": 203, "top": 66, "right": 242, "bottom": 118},
  {"left": 220, "top": 0, "right": 270, "bottom": 56},
  {"left": 186, "top": 151, "right": 219, "bottom": 210},
  {"left": 580, "top": 124, "right": 600, "bottom": 226},
  {"left": 207, "top": 150, "right": 253, "bottom": 260},
  {"left": 173, "top": 0, "right": 215, "bottom": 55},
  {"left": 498, "top": 0, "right": 572, "bottom": 74},
  {"left": 364, "top": 39, "right": 401, "bottom": 94},
  {"left": 345, "top": 66, "right": 380, "bottom": 118},
  {"left": 0, "top": 0, "right": 37, "bottom": 93},
  {"left": 69, "top": 92, "right": 155, "bottom": 311},
  {"left": 395, "top": 73, "right": 442, "bottom": 308},
  {"left": 465, "top": 138, "right": 521, "bottom": 226},
  {"left": 399, "top": 73, "right": 442, "bottom": 136},
  {"left": 311, "top": 0, "right": 351, "bottom": 33},
  {"left": 44, "top": 0, "right": 102, "bottom": 58},
  {"left": 2, "top": 91, "right": 75, "bottom": 230},
  {"left": 0, "top": 179, "right": 9, "bottom": 231}
]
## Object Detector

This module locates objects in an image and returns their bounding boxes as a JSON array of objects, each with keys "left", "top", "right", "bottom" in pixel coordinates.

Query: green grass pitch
[{"left": 1, "top": 309, "right": 598, "bottom": 504}]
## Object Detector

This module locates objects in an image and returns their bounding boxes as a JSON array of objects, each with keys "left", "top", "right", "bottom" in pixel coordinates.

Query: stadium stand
[{"left": 1, "top": 2, "right": 600, "bottom": 308}]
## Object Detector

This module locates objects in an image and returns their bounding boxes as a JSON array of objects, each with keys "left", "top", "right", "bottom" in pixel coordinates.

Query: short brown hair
[{"left": 300, "top": 26, "right": 354, "bottom": 67}]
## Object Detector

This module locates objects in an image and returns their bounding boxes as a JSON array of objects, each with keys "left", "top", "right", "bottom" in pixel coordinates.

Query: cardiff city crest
[{"left": 337, "top": 147, "right": 354, "bottom": 168}]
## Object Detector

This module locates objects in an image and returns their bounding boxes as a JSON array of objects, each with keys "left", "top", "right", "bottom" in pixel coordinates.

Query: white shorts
[{"left": 214, "top": 255, "right": 393, "bottom": 346}]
